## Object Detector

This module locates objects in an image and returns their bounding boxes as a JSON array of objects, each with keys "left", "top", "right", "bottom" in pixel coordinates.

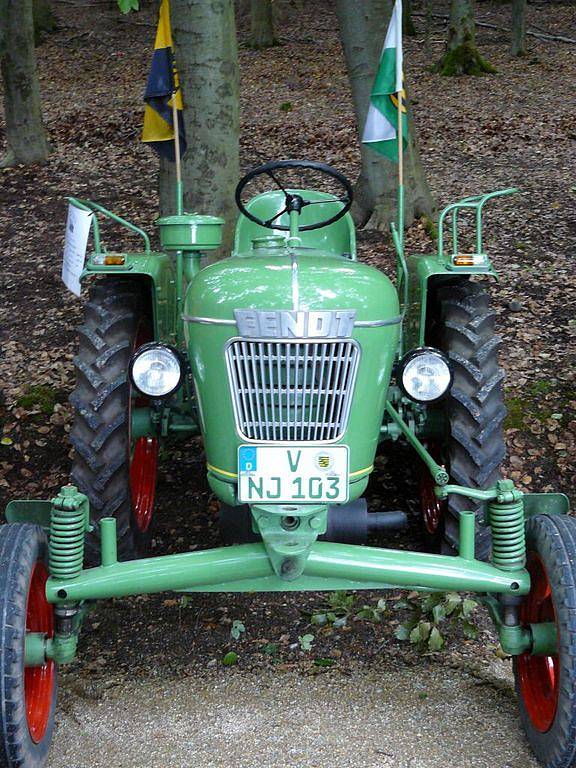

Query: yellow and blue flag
[{"left": 142, "top": 0, "right": 186, "bottom": 161}]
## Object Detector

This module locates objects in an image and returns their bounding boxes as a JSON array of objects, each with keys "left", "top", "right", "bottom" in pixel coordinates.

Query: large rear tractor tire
[
  {"left": 421, "top": 280, "right": 507, "bottom": 560},
  {"left": 70, "top": 279, "right": 159, "bottom": 565},
  {"left": 0, "top": 523, "right": 57, "bottom": 768},
  {"left": 514, "top": 514, "right": 576, "bottom": 768}
]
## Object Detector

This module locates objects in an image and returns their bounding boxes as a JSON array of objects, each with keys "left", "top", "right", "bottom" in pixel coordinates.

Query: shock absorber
[
  {"left": 49, "top": 485, "right": 90, "bottom": 580},
  {"left": 488, "top": 481, "right": 526, "bottom": 572}
]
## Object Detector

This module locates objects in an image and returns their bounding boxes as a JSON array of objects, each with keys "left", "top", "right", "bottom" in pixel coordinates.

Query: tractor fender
[
  {"left": 81, "top": 251, "right": 177, "bottom": 344},
  {"left": 403, "top": 253, "right": 498, "bottom": 354}
]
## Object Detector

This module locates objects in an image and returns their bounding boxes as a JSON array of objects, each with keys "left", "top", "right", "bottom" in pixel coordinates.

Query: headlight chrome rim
[
  {"left": 397, "top": 346, "right": 453, "bottom": 404},
  {"left": 129, "top": 342, "right": 184, "bottom": 398}
]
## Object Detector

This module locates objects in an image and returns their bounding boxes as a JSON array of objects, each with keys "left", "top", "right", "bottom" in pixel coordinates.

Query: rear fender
[
  {"left": 403, "top": 253, "right": 498, "bottom": 354},
  {"left": 82, "top": 252, "right": 176, "bottom": 344}
]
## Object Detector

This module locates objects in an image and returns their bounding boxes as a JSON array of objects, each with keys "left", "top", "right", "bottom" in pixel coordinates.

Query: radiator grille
[{"left": 225, "top": 339, "right": 360, "bottom": 442}]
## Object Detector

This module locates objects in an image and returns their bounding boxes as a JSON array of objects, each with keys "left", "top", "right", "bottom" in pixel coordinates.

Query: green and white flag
[{"left": 362, "top": 0, "right": 407, "bottom": 162}]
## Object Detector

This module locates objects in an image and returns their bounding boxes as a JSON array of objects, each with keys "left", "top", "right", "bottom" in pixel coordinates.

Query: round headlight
[
  {"left": 398, "top": 347, "right": 452, "bottom": 403},
  {"left": 129, "top": 343, "right": 183, "bottom": 398}
]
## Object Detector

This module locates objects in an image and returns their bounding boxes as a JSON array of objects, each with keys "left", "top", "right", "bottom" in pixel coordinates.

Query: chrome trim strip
[
  {"left": 354, "top": 315, "right": 403, "bottom": 328},
  {"left": 183, "top": 314, "right": 402, "bottom": 330},
  {"left": 182, "top": 315, "right": 237, "bottom": 326}
]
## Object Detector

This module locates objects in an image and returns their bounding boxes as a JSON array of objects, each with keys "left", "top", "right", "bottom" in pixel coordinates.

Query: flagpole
[
  {"left": 172, "top": 88, "right": 183, "bottom": 215},
  {"left": 397, "top": 87, "right": 404, "bottom": 254}
]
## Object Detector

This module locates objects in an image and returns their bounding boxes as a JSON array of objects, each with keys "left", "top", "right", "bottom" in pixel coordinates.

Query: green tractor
[{"left": 2, "top": 159, "right": 573, "bottom": 768}]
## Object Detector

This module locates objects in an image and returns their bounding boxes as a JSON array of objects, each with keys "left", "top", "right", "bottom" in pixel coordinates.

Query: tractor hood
[
  {"left": 184, "top": 248, "right": 399, "bottom": 323},
  {"left": 183, "top": 248, "right": 400, "bottom": 509}
]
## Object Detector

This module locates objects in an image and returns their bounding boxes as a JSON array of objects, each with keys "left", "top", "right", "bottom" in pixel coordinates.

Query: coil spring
[
  {"left": 49, "top": 503, "right": 86, "bottom": 580},
  {"left": 489, "top": 497, "right": 526, "bottom": 571}
]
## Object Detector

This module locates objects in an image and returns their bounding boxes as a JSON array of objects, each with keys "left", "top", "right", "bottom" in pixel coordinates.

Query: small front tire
[{"left": 0, "top": 524, "right": 57, "bottom": 768}]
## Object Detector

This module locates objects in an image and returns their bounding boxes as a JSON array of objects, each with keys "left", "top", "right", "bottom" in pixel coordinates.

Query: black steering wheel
[{"left": 235, "top": 159, "right": 354, "bottom": 232}]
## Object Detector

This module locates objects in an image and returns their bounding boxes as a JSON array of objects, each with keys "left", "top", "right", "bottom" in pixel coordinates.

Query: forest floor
[{"left": 0, "top": 1, "right": 575, "bottom": 766}]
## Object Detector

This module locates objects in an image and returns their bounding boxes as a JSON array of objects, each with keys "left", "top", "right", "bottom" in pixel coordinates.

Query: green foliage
[
  {"left": 310, "top": 591, "right": 388, "bottom": 628},
  {"left": 310, "top": 590, "right": 355, "bottom": 628},
  {"left": 298, "top": 633, "right": 315, "bottom": 652},
  {"left": 394, "top": 592, "right": 478, "bottom": 652},
  {"left": 436, "top": 43, "right": 496, "bottom": 77},
  {"left": 230, "top": 620, "right": 246, "bottom": 641},
  {"left": 355, "top": 598, "right": 387, "bottom": 623},
  {"left": 16, "top": 385, "right": 61, "bottom": 415},
  {"left": 262, "top": 643, "right": 278, "bottom": 656},
  {"left": 117, "top": 0, "right": 139, "bottom": 13},
  {"left": 222, "top": 651, "right": 239, "bottom": 666},
  {"left": 279, "top": 102, "right": 293, "bottom": 113},
  {"left": 314, "top": 657, "right": 336, "bottom": 667}
]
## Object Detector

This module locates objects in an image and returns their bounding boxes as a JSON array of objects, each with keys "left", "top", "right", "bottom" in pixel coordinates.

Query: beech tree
[
  {"left": 0, "top": 0, "right": 50, "bottom": 166},
  {"left": 249, "top": 0, "right": 275, "bottom": 49},
  {"left": 402, "top": 0, "right": 416, "bottom": 37},
  {"left": 436, "top": 0, "right": 495, "bottom": 76},
  {"left": 510, "top": 0, "right": 526, "bottom": 57},
  {"left": 160, "top": 0, "right": 240, "bottom": 254},
  {"left": 335, "top": 0, "right": 434, "bottom": 230}
]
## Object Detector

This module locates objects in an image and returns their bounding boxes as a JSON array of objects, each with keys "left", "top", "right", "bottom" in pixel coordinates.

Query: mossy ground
[
  {"left": 15, "top": 385, "right": 65, "bottom": 415},
  {"left": 505, "top": 380, "right": 569, "bottom": 430}
]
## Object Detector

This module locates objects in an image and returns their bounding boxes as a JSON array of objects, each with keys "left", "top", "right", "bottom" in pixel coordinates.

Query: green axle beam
[{"left": 45, "top": 536, "right": 529, "bottom": 603}]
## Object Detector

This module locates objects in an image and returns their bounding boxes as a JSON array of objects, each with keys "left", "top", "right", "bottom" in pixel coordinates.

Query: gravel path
[{"left": 49, "top": 661, "right": 538, "bottom": 768}]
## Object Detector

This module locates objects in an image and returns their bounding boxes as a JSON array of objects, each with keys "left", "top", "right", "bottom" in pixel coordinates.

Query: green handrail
[
  {"left": 437, "top": 187, "right": 517, "bottom": 261},
  {"left": 67, "top": 197, "right": 151, "bottom": 254}
]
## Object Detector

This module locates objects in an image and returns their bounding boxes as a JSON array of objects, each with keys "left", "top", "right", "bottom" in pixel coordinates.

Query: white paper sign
[{"left": 62, "top": 205, "right": 93, "bottom": 296}]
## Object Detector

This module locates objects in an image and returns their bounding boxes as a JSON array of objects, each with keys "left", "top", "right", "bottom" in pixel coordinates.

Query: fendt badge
[{"left": 235, "top": 309, "right": 357, "bottom": 339}]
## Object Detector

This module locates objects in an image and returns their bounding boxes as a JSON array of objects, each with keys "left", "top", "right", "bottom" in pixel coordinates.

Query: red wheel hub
[
  {"left": 130, "top": 436, "right": 159, "bottom": 533},
  {"left": 25, "top": 563, "right": 55, "bottom": 744},
  {"left": 419, "top": 444, "right": 447, "bottom": 535},
  {"left": 517, "top": 554, "right": 559, "bottom": 733}
]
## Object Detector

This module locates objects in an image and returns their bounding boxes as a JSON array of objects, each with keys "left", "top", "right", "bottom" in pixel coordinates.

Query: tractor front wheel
[
  {"left": 514, "top": 514, "right": 576, "bottom": 768},
  {"left": 0, "top": 523, "right": 57, "bottom": 768},
  {"left": 70, "top": 279, "right": 159, "bottom": 565}
]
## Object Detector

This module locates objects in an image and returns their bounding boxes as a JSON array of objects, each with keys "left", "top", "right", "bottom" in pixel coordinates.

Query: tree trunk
[
  {"left": 510, "top": 0, "right": 526, "bottom": 57},
  {"left": 424, "top": 0, "right": 433, "bottom": 56},
  {"left": 168, "top": 0, "right": 240, "bottom": 257},
  {"left": 158, "top": 155, "right": 175, "bottom": 216},
  {"left": 335, "top": 0, "right": 434, "bottom": 232},
  {"left": 33, "top": 0, "right": 56, "bottom": 44},
  {"left": 249, "top": 0, "right": 275, "bottom": 49},
  {"left": 403, "top": 0, "right": 416, "bottom": 37},
  {"left": 436, "top": 0, "right": 495, "bottom": 76},
  {"left": 0, "top": 0, "right": 49, "bottom": 167}
]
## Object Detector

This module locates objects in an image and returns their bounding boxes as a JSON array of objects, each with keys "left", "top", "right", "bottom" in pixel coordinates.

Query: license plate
[{"left": 238, "top": 445, "right": 349, "bottom": 504}]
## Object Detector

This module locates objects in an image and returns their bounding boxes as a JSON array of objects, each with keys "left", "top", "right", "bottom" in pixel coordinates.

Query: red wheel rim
[
  {"left": 130, "top": 436, "right": 159, "bottom": 533},
  {"left": 517, "top": 554, "right": 559, "bottom": 732},
  {"left": 25, "top": 563, "right": 55, "bottom": 744},
  {"left": 129, "top": 320, "right": 159, "bottom": 534},
  {"left": 419, "top": 444, "right": 447, "bottom": 535}
]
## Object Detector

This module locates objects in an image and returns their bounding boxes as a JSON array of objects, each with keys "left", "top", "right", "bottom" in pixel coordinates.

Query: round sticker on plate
[{"left": 315, "top": 452, "right": 334, "bottom": 472}]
